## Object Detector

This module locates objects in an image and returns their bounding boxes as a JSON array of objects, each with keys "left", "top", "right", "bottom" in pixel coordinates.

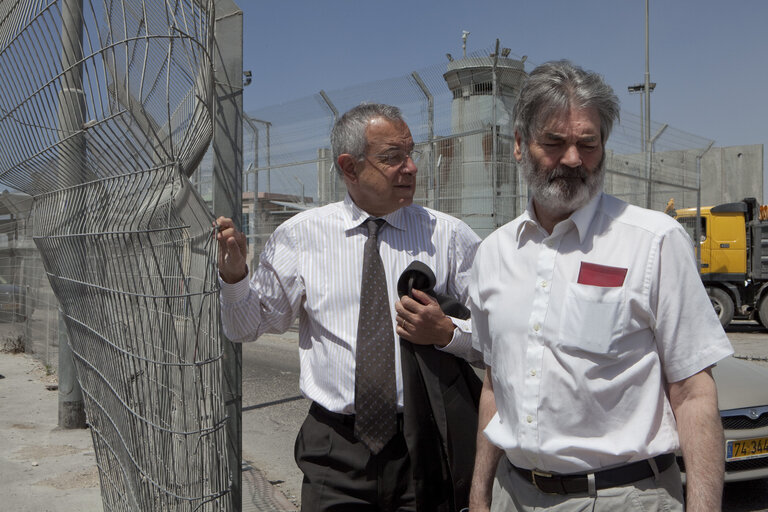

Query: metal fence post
[
  {"left": 695, "top": 142, "right": 715, "bottom": 269},
  {"left": 648, "top": 124, "right": 668, "bottom": 209},
  {"left": 319, "top": 90, "right": 339, "bottom": 200},
  {"left": 491, "top": 39, "right": 499, "bottom": 227},
  {"left": 57, "top": 0, "right": 86, "bottom": 430},
  {"left": 411, "top": 72, "right": 434, "bottom": 208},
  {"left": 212, "top": 0, "right": 243, "bottom": 509}
]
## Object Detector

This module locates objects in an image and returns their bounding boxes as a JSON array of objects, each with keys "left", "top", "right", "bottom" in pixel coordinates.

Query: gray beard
[{"left": 519, "top": 146, "right": 605, "bottom": 218}]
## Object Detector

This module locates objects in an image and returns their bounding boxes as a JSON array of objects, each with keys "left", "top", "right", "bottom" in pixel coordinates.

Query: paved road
[
  {"left": 242, "top": 323, "right": 768, "bottom": 511},
  {"left": 241, "top": 333, "right": 307, "bottom": 509}
]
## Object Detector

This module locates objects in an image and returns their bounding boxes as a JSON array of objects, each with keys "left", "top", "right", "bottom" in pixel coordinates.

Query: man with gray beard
[{"left": 467, "top": 60, "right": 732, "bottom": 511}]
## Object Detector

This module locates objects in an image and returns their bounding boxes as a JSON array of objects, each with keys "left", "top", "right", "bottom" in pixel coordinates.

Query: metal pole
[
  {"left": 640, "top": 94, "right": 645, "bottom": 152},
  {"left": 319, "top": 90, "right": 339, "bottom": 119},
  {"left": 644, "top": 0, "right": 652, "bottom": 208},
  {"left": 695, "top": 142, "right": 715, "bottom": 270},
  {"left": 212, "top": 1, "right": 243, "bottom": 508},
  {"left": 265, "top": 122, "right": 271, "bottom": 194},
  {"left": 294, "top": 176, "right": 305, "bottom": 203},
  {"left": 57, "top": 0, "right": 86, "bottom": 430},
  {"left": 319, "top": 90, "right": 339, "bottom": 199},
  {"left": 648, "top": 123, "right": 667, "bottom": 209},
  {"left": 245, "top": 116, "right": 272, "bottom": 194},
  {"left": 243, "top": 115, "right": 260, "bottom": 271},
  {"left": 411, "top": 72, "right": 434, "bottom": 208},
  {"left": 491, "top": 39, "right": 500, "bottom": 227},
  {"left": 243, "top": 116, "right": 259, "bottom": 194}
]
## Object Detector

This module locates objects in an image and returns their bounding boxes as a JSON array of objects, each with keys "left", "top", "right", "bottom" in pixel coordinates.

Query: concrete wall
[
  {"left": 655, "top": 144, "right": 763, "bottom": 208},
  {"left": 604, "top": 144, "right": 763, "bottom": 211},
  {"left": 699, "top": 144, "right": 763, "bottom": 206}
]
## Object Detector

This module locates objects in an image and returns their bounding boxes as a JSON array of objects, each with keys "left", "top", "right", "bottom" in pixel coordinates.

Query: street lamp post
[
  {"left": 627, "top": 82, "right": 656, "bottom": 151},
  {"left": 628, "top": 82, "right": 656, "bottom": 208},
  {"left": 628, "top": 0, "right": 656, "bottom": 208},
  {"left": 643, "top": 0, "right": 653, "bottom": 208}
]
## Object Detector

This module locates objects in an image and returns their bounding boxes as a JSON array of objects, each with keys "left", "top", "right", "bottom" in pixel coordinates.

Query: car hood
[{"left": 713, "top": 356, "right": 768, "bottom": 411}]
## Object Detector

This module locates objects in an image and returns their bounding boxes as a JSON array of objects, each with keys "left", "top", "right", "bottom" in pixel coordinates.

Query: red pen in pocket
[{"left": 577, "top": 262, "right": 627, "bottom": 287}]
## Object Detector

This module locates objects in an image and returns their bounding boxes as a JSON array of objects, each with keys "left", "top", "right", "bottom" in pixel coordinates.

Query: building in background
[{"left": 437, "top": 49, "right": 526, "bottom": 237}]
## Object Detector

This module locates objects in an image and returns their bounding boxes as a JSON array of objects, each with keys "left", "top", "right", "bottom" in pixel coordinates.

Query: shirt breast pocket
[{"left": 558, "top": 282, "right": 625, "bottom": 355}]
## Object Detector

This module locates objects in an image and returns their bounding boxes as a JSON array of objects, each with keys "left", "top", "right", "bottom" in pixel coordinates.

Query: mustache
[{"left": 547, "top": 166, "right": 589, "bottom": 181}]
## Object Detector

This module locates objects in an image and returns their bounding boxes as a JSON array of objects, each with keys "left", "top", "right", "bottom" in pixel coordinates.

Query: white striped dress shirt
[{"left": 220, "top": 194, "right": 482, "bottom": 413}]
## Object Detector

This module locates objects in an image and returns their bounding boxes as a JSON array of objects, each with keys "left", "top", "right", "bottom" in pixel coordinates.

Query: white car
[{"left": 677, "top": 356, "right": 768, "bottom": 482}]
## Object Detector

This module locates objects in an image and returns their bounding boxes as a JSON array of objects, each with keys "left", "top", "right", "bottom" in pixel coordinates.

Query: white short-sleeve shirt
[{"left": 469, "top": 192, "right": 733, "bottom": 474}]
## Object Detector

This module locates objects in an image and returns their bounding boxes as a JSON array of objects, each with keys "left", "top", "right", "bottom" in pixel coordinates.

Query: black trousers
[{"left": 294, "top": 403, "right": 417, "bottom": 512}]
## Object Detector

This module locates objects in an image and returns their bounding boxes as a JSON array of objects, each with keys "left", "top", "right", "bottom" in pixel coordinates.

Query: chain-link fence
[
  {"left": 0, "top": 1, "right": 231, "bottom": 510},
  {"left": 0, "top": 194, "right": 60, "bottom": 366},
  {"left": 192, "top": 46, "right": 714, "bottom": 261}
]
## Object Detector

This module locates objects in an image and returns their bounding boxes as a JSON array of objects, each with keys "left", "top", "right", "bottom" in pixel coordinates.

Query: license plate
[{"left": 726, "top": 437, "right": 768, "bottom": 461}]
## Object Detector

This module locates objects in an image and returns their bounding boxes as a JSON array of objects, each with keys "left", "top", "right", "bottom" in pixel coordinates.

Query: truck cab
[
  {"left": 675, "top": 198, "right": 768, "bottom": 327},
  {"left": 677, "top": 203, "right": 748, "bottom": 278}
]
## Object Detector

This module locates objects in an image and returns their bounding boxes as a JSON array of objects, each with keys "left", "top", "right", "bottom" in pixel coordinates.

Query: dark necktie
[{"left": 354, "top": 218, "right": 397, "bottom": 454}]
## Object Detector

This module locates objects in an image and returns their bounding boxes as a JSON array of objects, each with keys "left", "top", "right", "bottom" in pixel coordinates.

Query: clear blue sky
[{"left": 240, "top": 1, "right": 768, "bottom": 193}]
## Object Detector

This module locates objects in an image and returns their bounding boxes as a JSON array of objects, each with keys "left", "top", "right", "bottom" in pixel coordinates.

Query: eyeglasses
[{"left": 367, "top": 149, "right": 422, "bottom": 168}]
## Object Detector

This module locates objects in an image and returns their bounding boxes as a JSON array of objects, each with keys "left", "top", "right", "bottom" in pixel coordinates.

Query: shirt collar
[
  {"left": 342, "top": 193, "right": 408, "bottom": 232},
  {"left": 515, "top": 192, "right": 603, "bottom": 244},
  {"left": 515, "top": 198, "right": 540, "bottom": 241},
  {"left": 569, "top": 192, "right": 602, "bottom": 243}
]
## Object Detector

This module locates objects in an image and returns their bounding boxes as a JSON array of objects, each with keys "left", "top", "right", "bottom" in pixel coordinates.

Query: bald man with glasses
[{"left": 217, "top": 103, "right": 482, "bottom": 511}]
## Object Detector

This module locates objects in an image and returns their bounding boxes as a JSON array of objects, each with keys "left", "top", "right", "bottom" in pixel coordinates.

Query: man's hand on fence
[{"left": 215, "top": 216, "right": 248, "bottom": 284}]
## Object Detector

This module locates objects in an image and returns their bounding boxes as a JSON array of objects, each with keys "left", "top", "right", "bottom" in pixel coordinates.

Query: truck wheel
[
  {"left": 708, "top": 288, "right": 734, "bottom": 328},
  {"left": 758, "top": 295, "right": 768, "bottom": 330}
]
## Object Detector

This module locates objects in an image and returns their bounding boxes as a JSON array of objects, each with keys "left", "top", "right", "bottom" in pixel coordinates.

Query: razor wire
[{"left": 0, "top": 1, "right": 231, "bottom": 510}]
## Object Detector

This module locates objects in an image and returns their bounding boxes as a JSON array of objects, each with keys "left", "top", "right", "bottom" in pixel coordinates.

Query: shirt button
[
  {"left": 530, "top": 369, "right": 537, "bottom": 377},
  {"left": 541, "top": 280, "right": 548, "bottom": 288},
  {"left": 533, "top": 323, "right": 541, "bottom": 332},
  {"left": 526, "top": 415, "right": 533, "bottom": 423}
]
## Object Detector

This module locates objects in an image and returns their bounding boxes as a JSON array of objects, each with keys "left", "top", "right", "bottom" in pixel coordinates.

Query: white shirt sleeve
[
  {"left": 437, "top": 220, "right": 483, "bottom": 364},
  {"left": 219, "top": 223, "right": 304, "bottom": 343},
  {"left": 651, "top": 225, "right": 733, "bottom": 382}
]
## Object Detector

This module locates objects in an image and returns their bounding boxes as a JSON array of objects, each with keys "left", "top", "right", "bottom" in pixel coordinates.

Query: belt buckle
[{"left": 531, "top": 469, "right": 558, "bottom": 494}]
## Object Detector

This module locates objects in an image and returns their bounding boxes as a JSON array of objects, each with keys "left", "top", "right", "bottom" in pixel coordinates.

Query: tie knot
[{"left": 365, "top": 218, "right": 386, "bottom": 239}]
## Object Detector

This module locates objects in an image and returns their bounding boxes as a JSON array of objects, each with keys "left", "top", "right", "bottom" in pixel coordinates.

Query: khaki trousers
[{"left": 492, "top": 457, "right": 684, "bottom": 512}]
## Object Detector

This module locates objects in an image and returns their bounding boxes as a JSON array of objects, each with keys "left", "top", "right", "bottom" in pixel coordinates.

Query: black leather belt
[
  {"left": 309, "top": 402, "right": 404, "bottom": 431},
  {"left": 511, "top": 453, "right": 676, "bottom": 495}
]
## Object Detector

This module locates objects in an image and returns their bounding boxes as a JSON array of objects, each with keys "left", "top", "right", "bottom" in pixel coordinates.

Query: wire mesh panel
[{"left": 0, "top": 1, "right": 230, "bottom": 510}]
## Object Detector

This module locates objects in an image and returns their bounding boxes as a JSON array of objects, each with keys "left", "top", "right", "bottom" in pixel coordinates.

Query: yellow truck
[{"left": 675, "top": 197, "right": 768, "bottom": 328}]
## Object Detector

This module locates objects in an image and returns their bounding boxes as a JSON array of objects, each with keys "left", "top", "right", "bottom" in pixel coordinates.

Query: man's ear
[
  {"left": 513, "top": 131, "right": 523, "bottom": 162},
  {"left": 338, "top": 154, "right": 359, "bottom": 183}
]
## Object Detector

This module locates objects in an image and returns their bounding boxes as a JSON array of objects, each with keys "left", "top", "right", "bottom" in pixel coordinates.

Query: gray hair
[
  {"left": 330, "top": 103, "right": 404, "bottom": 174},
  {"left": 513, "top": 60, "right": 619, "bottom": 147}
]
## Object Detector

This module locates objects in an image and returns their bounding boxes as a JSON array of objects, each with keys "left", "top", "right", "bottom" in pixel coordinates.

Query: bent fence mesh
[{"left": 0, "top": 1, "right": 230, "bottom": 510}]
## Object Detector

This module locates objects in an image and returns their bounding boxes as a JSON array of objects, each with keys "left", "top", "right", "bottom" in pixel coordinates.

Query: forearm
[
  {"left": 469, "top": 368, "right": 503, "bottom": 511},
  {"left": 219, "top": 273, "right": 296, "bottom": 342},
  {"left": 670, "top": 370, "right": 724, "bottom": 511}
]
